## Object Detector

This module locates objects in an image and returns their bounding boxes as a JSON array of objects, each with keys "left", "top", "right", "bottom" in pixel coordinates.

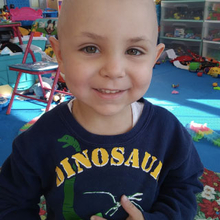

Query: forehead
[
  {"left": 58, "top": 0, "right": 157, "bottom": 41},
  {"left": 61, "top": 0, "right": 155, "bottom": 13}
]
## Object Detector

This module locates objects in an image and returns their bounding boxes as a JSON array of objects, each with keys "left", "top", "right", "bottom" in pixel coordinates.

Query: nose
[{"left": 99, "top": 56, "right": 126, "bottom": 79}]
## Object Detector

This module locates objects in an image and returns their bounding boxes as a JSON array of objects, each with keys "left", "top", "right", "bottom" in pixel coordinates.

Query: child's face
[{"left": 51, "top": 0, "right": 164, "bottom": 117}]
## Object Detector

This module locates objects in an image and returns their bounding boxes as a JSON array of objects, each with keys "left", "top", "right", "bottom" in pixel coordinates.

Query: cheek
[
  {"left": 62, "top": 61, "right": 83, "bottom": 87},
  {"left": 130, "top": 65, "right": 153, "bottom": 98},
  {"left": 137, "top": 73, "right": 152, "bottom": 91},
  {"left": 131, "top": 64, "right": 153, "bottom": 89},
  {"left": 62, "top": 59, "right": 95, "bottom": 94}
]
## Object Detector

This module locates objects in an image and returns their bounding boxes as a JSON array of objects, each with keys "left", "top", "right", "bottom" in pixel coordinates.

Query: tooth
[{"left": 98, "top": 89, "right": 120, "bottom": 94}]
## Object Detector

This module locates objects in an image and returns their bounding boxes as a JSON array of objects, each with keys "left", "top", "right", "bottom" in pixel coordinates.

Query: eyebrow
[
  {"left": 80, "top": 32, "right": 150, "bottom": 44},
  {"left": 128, "top": 36, "right": 149, "bottom": 44},
  {"left": 80, "top": 32, "right": 107, "bottom": 40}
]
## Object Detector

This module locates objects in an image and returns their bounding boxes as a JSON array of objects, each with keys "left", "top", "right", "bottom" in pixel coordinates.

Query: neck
[{"left": 72, "top": 100, "right": 133, "bottom": 135}]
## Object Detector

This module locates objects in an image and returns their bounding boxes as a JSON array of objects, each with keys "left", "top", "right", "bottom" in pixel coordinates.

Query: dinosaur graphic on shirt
[
  {"left": 58, "top": 135, "right": 82, "bottom": 220},
  {"left": 57, "top": 135, "right": 146, "bottom": 219},
  {"left": 84, "top": 191, "right": 144, "bottom": 217},
  {"left": 58, "top": 135, "right": 103, "bottom": 219},
  {"left": 58, "top": 135, "right": 81, "bottom": 151}
]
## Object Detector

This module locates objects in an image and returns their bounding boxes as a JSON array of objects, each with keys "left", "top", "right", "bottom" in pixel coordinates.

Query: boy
[{"left": 0, "top": 0, "right": 203, "bottom": 220}]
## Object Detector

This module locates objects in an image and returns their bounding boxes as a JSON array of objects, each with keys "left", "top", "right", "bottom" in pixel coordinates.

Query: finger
[
  {"left": 90, "top": 215, "right": 107, "bottom": 220},
  {"left": 120, "top": 195, "right": 143, "bottom": 219}
]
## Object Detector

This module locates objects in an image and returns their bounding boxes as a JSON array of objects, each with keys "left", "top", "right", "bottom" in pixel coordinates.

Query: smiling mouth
[{"left": 96, "top": 89, "right": 122, "bottom": 94}]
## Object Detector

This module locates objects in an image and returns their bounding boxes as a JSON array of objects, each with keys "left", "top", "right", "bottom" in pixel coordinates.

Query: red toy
[
  {"left": 170, "top": 55, "right": 192, "bottom": 64},
  {"left": 170, "top": 49, "right": 220, "bottom": 73},
  {"left": 170, "top": 50, "right": 206, "bottom": 66},
  {"left": 197, "top": 72, "right": 203, "bottom": 77}
]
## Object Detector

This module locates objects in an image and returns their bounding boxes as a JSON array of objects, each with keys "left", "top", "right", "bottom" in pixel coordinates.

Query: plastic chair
[{"left": 6, "top": 18, "right": 71, "bottom": 115}]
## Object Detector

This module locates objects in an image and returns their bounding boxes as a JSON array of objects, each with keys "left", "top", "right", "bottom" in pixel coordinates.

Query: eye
[
  {"left": 82, "top": 46, "right": 99, "bottom": 54},
  {"left": 126, "top": 48, "right": 143, "bottom": 56}
]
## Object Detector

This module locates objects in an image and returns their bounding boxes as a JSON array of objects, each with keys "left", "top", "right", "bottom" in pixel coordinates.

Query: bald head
[{"left": 57, "top": 0, "right": 158, "bottom": 45}]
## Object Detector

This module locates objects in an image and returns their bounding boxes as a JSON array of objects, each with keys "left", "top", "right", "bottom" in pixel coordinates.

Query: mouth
[{"left": 96, "top": 89, "right": 122, "bottom": 94}]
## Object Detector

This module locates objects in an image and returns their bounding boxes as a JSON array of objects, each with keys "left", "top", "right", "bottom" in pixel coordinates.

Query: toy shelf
[
  {"left": 160, "top": 20, "right": 203, "bottom": 41},
  {"left": 204, "top": 20, "right": 220, "bottom": 23},
  {"left": 205, "top": 0, "right": 220, "bottom": 2},
  {"left": 203, "top": 40, "right": 220, "bottom": 44},
  {"left": 202, "top": 0, "right": 220, "bottom": 61},
  {"left": 160, "top": 37, "right": 202, "bottom": 42},
  {"left": 162, "top": 0, "right": 205, "bottom": 2},
  {"left": 202, "top": 41, "right": 220, "bottom": 62},
  {"left": 160, "top": 0, "right": 220, "bottom": 60},
  {"left": 160, "top": 0, "right": 205, "bottom": 55},
  {"left": 162, "top": 19, "right": 204, "bottom": 22}
]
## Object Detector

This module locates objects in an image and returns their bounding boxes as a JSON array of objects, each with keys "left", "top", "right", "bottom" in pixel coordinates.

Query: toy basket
[
  {"left": 6, "top": 0, "right": 30, "bottom": 8},
  {"left": 43, "top": 8, "right": 58, "bottom": 18}
]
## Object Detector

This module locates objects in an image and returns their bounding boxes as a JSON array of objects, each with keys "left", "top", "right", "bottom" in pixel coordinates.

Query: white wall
[
  {"left": 38, "top": 0, "right": 47, "bottom": 9},
  {"left": 0, "top": 0, "right": 4, "bottom": 9},
  {"left": 30, "top": 0, "right": 39, "bottom": 8}
]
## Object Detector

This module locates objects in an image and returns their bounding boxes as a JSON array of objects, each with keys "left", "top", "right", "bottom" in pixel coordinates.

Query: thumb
[{"left": 120, "top": 195, "right": 143, "bottom": 219}]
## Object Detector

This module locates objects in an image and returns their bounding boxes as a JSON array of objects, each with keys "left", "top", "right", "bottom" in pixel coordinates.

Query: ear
[
  {"left": 49, "top": 36, "right": 64, "bottom": 73},
  {"left": 154, "top": 43, "right": 165, "bottom": 64}
]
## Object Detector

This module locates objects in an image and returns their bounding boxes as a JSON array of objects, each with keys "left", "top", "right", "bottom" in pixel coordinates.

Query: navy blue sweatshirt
[{"left": 0, "top": 98, "right": 203, "bottom": 220}]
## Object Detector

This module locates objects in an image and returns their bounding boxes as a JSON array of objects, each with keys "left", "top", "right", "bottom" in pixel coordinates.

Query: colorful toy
[
  {"left": 172, "top": 84, "right": 179, "bottom": 88},
  {"left": 197, "top": 71, "right": 203, "bottom": 77},
  {"left": 204, "top": 28, "right": 220, "bottom": 42},
  {"left": 171, "top": 50, "right": 206, "bottom": 65},
  {"left": 18, "top": 113, "right": 44, "bottom": 134},
  {"left": 208, "top": 67, "right": 220, "bottom": 77},
  {"left": 186, "top": 121, "right": 220, "bottom": 147},
  {"left": 169, "top": 49, "right": 220, "bottom": 74},
  {"left": 212, "top": 82, "right": 218, "bottom": 87},
  {"left": 208, "top": 12, "right": 220, "bottom": 20},
  {"left": 188, "top": 50, "right": 206, "bottom": 63},
  {"left": 212, "top": 3, "right": 220, "bottom": 12},
  {"left": 165, "top": 33, "right": 174, "bottom": 38},
  {"left": 174, "top": 13, "right": 181, "bottom": 20},
  {"left": 1, "top": 5, "right": 11, "bottom": 20},
  {"left": 200, "top": 60, "right": 219, "bottom": 70},
  {"left": 53, "top": 93, "right": 65, "bottom": 103},
  {"left": 172, "top": 90, "right": 179, "bottom": 94},
  {"left": 45, "top": 46, "right": 55, "bottom": 58},
  {"left": 207, "top": 3, "right": 220, "bottom": 20},
  {"left": 165, "top": 6, "right": 203, "bottom": 20},
  {"left": 0, "top": 97, "right": 9, "bottom": 111},
  {"left": 194, "top": 16, "right": 200, "bottom": 20},
  {"left": 18, "top": 27, "right": 30, "bottom": 36},
  {"left": 164, "top": 28, "right": 201, "bottom": 40},
  {"left": 1, "top": 10, "right": 10, "bottom": 20},
  {"left": 171, "top": 55, "right": 193, "bottom": 64},
  {"left": 10, "top": 7, "right": 43, "bottom": 23},
  {"left": 189, "top": 62, "right": 200, "bottom": 72}
]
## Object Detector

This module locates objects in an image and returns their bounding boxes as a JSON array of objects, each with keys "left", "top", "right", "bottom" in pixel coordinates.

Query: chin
[{"left": 94, "top": 104, "right": 130, "bottom": 117}]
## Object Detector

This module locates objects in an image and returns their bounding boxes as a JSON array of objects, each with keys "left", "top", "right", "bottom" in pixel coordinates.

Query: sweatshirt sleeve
[
  {"left": 142, "top": 144, "right": 204, "bottom": 220},
  {"left": 0, "top": 137, "right": 43, "bottom": 220}
]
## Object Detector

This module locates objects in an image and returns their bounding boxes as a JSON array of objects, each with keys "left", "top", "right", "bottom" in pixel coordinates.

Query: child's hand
[
  {"left": 90, "top": 195, "right": 144, "bottom": 220},
  {"left": 120, "top": 195, "right": 144, "bottom": 220}
]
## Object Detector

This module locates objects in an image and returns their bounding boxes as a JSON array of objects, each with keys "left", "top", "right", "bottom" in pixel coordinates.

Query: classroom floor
[{"left": 145, "top": 61, "right": 220, "bottom": 173}]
